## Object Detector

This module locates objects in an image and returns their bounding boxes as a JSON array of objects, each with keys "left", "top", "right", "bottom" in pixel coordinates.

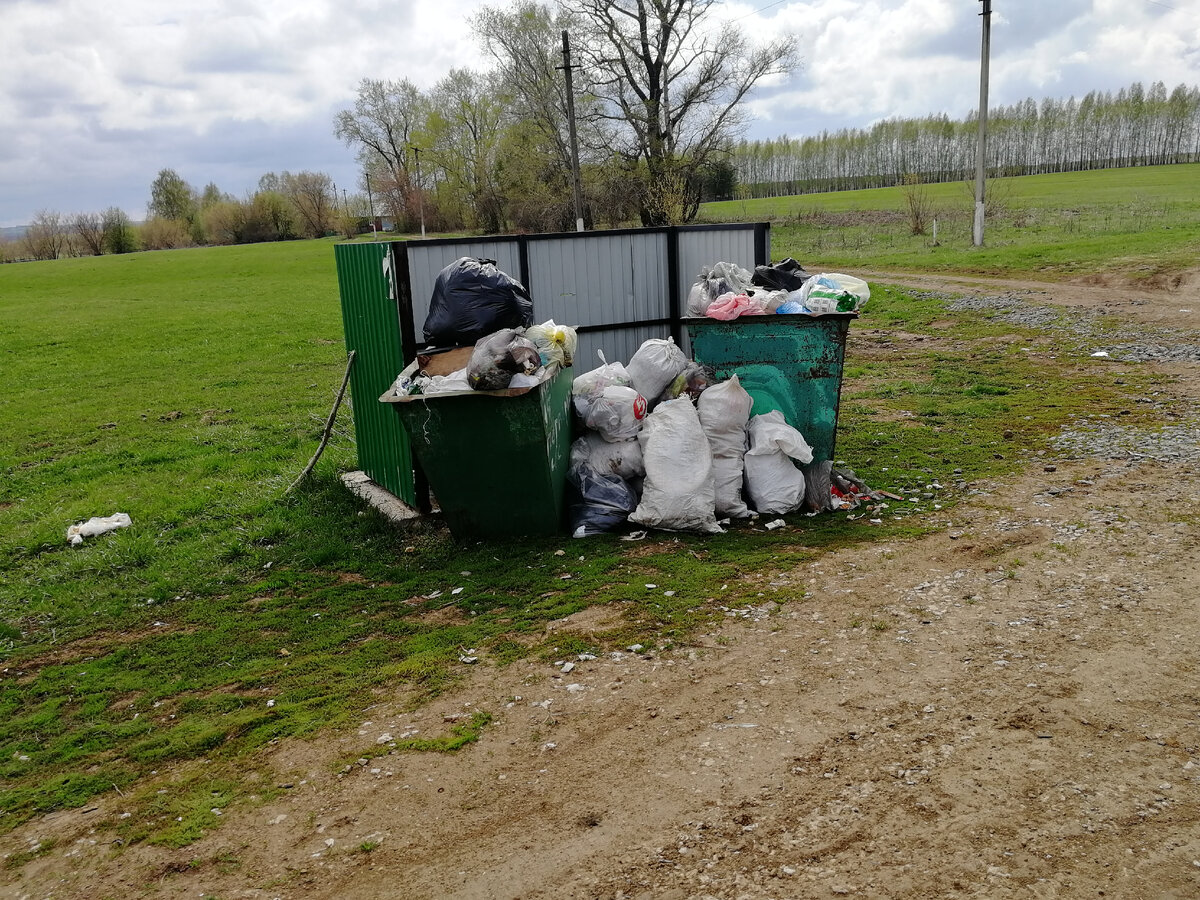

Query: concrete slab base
[{"left": 340, "top": 471, "right": 422, "bottom": 526}]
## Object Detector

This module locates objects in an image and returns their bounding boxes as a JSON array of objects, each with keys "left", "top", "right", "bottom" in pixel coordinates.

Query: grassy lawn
[
  {"left": 700, "top": 163, "right": 1200, "bottom": 278},
  {"left": 0, "top": 227, "right": 1166, "bottom": 849}
]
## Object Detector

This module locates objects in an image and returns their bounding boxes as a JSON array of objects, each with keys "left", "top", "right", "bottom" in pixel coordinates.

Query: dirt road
[{"left": 6, "top": 273, "right": 1200, "bottom": 900}]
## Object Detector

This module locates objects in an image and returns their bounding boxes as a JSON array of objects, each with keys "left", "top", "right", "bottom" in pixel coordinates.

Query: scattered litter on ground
[{"left": 66, "top": 512, "right": 131, "bottom": 546}]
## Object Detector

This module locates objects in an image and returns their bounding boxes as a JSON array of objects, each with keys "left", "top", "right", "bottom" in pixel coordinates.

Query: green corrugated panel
[
  {"left": 334, "top": 242, "right": 415, "bottom": 504},
  {"left": 686, "top": 314, "right": 855, "bottom": 464}
]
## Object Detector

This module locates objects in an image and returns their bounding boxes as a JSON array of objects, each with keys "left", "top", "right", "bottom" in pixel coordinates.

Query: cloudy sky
[{"left": 1, "top": 0, "right": 1196, "bottom": 227}]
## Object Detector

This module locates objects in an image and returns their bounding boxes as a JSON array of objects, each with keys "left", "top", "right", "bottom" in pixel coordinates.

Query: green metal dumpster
[
  {"left": 380, "top": 364, "right": 573, "bottom": 540},
  {"left": 685, "top": 313, "right": 856, "bottom": 464}
]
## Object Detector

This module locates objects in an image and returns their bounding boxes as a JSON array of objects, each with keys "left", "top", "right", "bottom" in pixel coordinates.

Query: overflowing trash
[
  {"left": 382, "top": 253, "right": 891, "bottom": 540},
  {"left": 686, "top": 259, "right": 869, "bottom": 320},
  {"left": 423, "top": 257, "right": 534, "bottom": 347}
]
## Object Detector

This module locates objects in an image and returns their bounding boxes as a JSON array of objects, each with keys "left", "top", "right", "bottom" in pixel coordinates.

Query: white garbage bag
[
  {"left": 584, "top": 385, "right": 647, "bottom": 442},
  {"left": 697, "top": 376, "right": 753, "bottom": 518},
  {"left": 570, "top": 432, "right": 645, "bottom": 481},
  {"left": 626, "top": 338, "right": 687, "bottom": 406},
  {"left": 629, "top": 398, "right": 722, "bottom": 534},
  {"left": 744, "top": 411, "right": 814, "bottom": 515},
  {"left": 572, "top": 351, "right": 633, "bottom": 417}
]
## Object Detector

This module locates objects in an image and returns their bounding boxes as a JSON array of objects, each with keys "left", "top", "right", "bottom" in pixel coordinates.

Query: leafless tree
[
  {"left": 72, "top": 212, "right": 105, "bottom": 255},
  {"left": 569, "top": 0, "right": 798, "bottom": 224},
  {"left": 21, "top": 210, "right": 68, "bottom": 260},
  {"left": 282, "top": 171, "right": 336, "bottom": 238}
]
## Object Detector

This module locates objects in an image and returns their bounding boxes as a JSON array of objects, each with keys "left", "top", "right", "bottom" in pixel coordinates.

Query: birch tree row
[{"left": 732, "top": 81, "right": 1200, "bottom": 198}]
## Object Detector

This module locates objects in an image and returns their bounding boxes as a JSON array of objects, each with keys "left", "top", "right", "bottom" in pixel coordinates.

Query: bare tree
[
  {"left": 71, "top": 212, "right": 106, "bottom": 255},
  {"left": 21, "top": 210, "right": 68, "bottom": 260},
  {"left": 569, "top": 0, "right": 798, "bottom": 224},
  {"left": 282, "top": 171, "right": 336, "bottom": 238},
  {"left": 334, "top": 79, "right": 424, "bottom": 184}
]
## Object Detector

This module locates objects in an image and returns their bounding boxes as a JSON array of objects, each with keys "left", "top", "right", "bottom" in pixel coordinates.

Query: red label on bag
[{"left": 633, "top": 396, "right": 648, "bottom": 419}]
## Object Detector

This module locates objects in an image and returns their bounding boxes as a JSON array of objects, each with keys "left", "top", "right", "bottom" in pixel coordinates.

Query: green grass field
[
  {"left": 0, "top": 177, "right": 1174, "bottom": 851},
  {"left": 701, "top": 163, "right": 1200, "bottom": 278}
]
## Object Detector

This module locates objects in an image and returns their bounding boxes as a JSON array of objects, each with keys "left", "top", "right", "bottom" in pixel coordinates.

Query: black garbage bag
[
  {"left": 423, "top": 257, "right": 535, "bottom": 347},
  {"left": 568, "top": 463, "right": 639, "bottom": 537},
  {"left": 466, "top": 328, "right": 542, "bottom": 391},
  {"left": 752, "top": 257, "right": 813, "bottom": 293}
]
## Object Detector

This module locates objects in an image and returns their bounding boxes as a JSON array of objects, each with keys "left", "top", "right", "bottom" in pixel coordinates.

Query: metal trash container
[
  {"left": 380, "top": 363, "right": 573, "bottom": 540},
  {"left": 685, "top": 313, "right": 856, "bottom": 464}
]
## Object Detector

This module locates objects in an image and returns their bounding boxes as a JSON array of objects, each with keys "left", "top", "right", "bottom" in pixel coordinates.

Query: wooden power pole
[{"left": 559, "top": 30, "right": 586, "bottom": 232}]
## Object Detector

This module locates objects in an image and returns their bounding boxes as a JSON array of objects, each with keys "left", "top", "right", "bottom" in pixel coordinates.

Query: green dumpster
[
  {"left": 685, "top": 313, "right": 856, "bottom": 464},
  {"left": 380, "top": 363, "right": 573, "bottom": 540}
]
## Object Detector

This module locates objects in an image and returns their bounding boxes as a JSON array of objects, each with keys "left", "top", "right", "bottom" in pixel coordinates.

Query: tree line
[
  {"left": 732, "top": 80, "right": 1200, "bottom": 198},
  {"left": 7, "top": 0, "right": 790, "bottom": 261},
  {"left": 6, "top": 168, "right": 351, "bottom": 262},
  {"left": 333, "top": 0, "right": 793, "bottom": 233}
]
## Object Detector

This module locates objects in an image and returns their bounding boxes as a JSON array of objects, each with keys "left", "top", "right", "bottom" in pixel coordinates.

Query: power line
[{"left": 728, "top": 0, "right": 791, "bottom": 24}]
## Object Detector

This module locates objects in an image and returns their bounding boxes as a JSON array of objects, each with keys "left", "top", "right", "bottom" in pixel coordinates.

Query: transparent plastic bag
[
  {"left": 570, "top": 432, "right": 644, "bottom": 481},
  {"left": 466, "top": 328, "right": 541, "bottom": 391},
  {"left": 525, "top": 319, "right": 578, "bottom": 368},
  {"left": 572, "top": 350, "right": 633, "bottom": 417},
  {"left": 568, "top": 463, "right": 639, "bottom": 537}
]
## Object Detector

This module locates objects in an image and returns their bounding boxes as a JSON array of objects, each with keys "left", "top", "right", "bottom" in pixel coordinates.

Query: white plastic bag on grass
[
  {"left": 744, "top": 411, "right": 814, "bottom": 515},
  {"left": 626, "top": 338, "right": 687, "bottom": 406},
  {"left": 698, "top": 376, "right": 754, "bottom": 518},
  {"left": 67, "top": 512, "right": 131, "bottom": 546},
  {"left": 629, "top": 398, "right": 722, "bottom": 534}
]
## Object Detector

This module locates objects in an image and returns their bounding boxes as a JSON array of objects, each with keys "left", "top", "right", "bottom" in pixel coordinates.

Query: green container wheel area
[
  {"left": 685, "top": 313, "right": 857, "bottom": 464},
  {"left": 383, "top": 366, "right": 574, "bottom": 540}
]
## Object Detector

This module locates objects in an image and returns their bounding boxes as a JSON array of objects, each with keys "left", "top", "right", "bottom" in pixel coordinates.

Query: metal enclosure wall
[
  {"left": 333, "top": 242, "right": 415, "bottom": 503},
  {"left": 406, "top": 240, "right": 521, "bottom": 336},
  {"left": 399, "top": 223, "right": 768, "bottom": 367},
  {"left": 334, "top": 223, "right": 769, "bottom": 506}
]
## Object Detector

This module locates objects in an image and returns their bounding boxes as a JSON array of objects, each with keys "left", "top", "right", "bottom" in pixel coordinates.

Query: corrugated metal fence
[
  {"left": 335, "top": 223, "right": 769, "bottom": 504},
  {"left": 398, "top": 223, "right": 769, "bottom": 366}
]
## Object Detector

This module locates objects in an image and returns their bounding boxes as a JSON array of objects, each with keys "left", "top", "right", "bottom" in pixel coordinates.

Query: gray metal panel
[
  {"left": 574, "top": 325, "right": 676, "bottom": 376},
  {"left": 405, "top": 241, "right": 522, "bottom": 340},
  {"left": 526, "top": 232, "right": 669, "bottom": 329},
  {"left": 676, "top": 228, "right": 764, "bottom": 303}
]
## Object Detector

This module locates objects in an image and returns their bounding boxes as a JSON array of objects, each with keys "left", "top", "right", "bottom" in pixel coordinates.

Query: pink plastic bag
[{"left": 705, "top": 292, "right": 766, "bottom": 321}]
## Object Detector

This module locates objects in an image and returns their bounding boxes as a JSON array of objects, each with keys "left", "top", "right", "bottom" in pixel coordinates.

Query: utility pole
[
  {"left": 409, "top": 146, "right": 426, "bottom": 238},
  {"left": 557, "top": 30, "right": 586, "bottom": 232},
  {"left": 364, "top": 172, "right": 377, "bottom": 239},
  {"left": 973, "top": 0, "right": 992, "bottom": 247}
]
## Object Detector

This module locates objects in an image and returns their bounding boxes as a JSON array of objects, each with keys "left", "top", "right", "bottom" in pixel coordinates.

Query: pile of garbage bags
[
  {"left": 393, "top": 257, "right": 578, "bottom": 397},
  {"left": 687, "top": 259, "right": 870, "bottom": 319},
  {"left": 567, "top": 335, "right": 873, "bottom": 538}
]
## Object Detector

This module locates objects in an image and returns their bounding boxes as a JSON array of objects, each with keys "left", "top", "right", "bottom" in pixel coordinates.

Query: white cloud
[{"left": 0, "top": 0, "right": 1197, "bottom": 226}]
